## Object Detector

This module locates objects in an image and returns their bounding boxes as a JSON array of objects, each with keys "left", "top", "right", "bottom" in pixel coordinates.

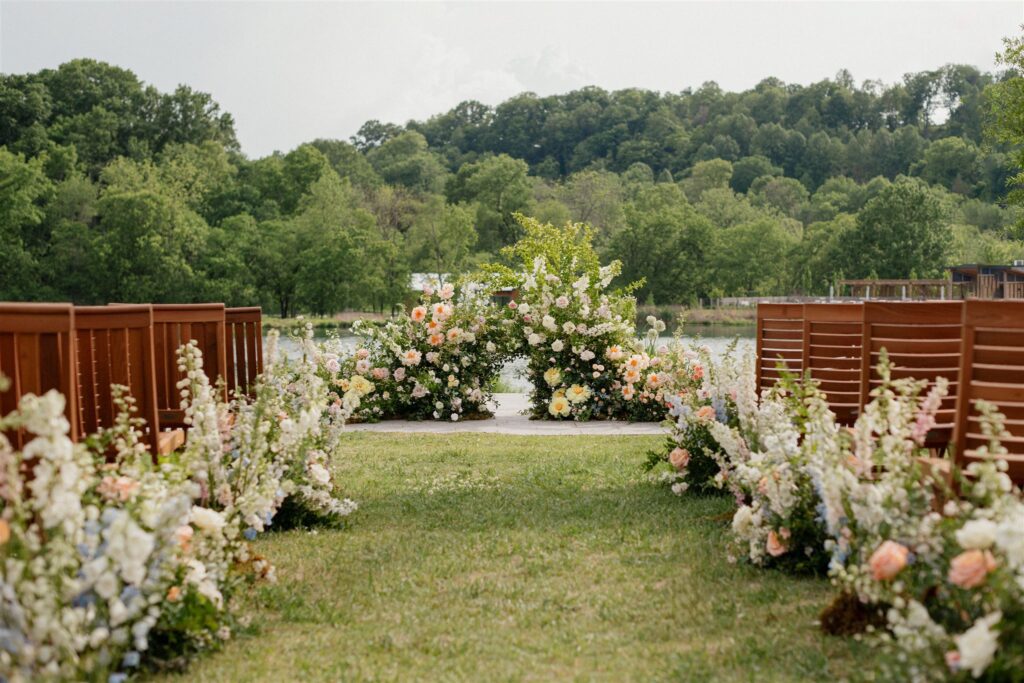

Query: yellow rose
[
  {"left": 549, "top": 395, "right": 571, "bottom": 418},
  {"left": 543, "top": 367, "right": 562, "bottom": 387},
  {"left": 349, "top": 375, "right": 375, "bottom": 397},
  {"left": 566, "top": 384, "right": 591, "bottom": 404}
]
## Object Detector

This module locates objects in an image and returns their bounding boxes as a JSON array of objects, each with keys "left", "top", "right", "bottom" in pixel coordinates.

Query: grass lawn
[{"left": 152, "top": 433, "right": 867, "bottom": 682}]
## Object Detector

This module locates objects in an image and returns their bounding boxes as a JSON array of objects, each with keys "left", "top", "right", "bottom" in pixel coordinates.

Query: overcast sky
[{"left": 2, "top": 1, "right": 1021, "bottom": 158}]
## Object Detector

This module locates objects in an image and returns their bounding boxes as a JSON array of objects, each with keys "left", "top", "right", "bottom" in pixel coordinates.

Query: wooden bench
[
  {"left": 0, "top": 303, "right": 79, "bottom": 448},
  {"left": 802, "top": 303, "right": 864, "bottom": 426},
  {"left": 755, "top": 303, "right": 804, "bottom": 392},
  {"left": 953, "top": 300, "right": 1024, "bottom": 484},
  {"left": 225, "top": 307, "right": 263, "bottom": 396},
  {"left": 860, "top": 301, "right": 963, "bottom": 451},
  {"left": 74, "top": 305, "right": 183, "bottom": 456},
  {"left": 120, "top": 303, "right": 229, "bottom": 427}
]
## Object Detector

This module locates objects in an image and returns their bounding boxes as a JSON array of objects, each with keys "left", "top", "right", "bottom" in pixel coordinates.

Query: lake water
[{"left": 269, "top": 324, "right": 755, "bottom": 393}]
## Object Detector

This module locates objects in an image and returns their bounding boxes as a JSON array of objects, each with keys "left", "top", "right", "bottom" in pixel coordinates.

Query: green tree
[
  {"left": 447, "top": 154, "right": 532, "bottom": 250},
  {"left": 846, "top": 177, "right": 951, "bottom": 278},
  {"left": 680, "top": 159, "right": 733, "bottom": 202},
  {"left": 367, "top": 131, "right": 447, "bottom": 193},
  {"left": 406, "top": 196, "right": 477, "bottom": 278},
  {"left": 614, "top": 184, "right": 714, "bottom": 303}
]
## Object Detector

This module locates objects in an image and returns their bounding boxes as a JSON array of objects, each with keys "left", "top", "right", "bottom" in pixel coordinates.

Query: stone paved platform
[{"left": 344, "top": 393, "right": 665, "bottom": 436}]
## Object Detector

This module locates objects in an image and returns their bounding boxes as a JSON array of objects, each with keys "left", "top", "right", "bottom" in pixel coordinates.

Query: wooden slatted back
[
  {"left": 802, "top": 303, "right": 864, "bottom": 425},
  {"left": 133, "top": 303, "right": 228, "bottom": 427},
  {"left": 73, "top": 305, "right": 161, "bottom": 455},
  {"left": 860, "top": 301, "right": 962, "bottom": 449},
  {"left": 953, "top": 300, "right": 1024, "bottom": 483},
  {"left": 0, "top": 303, "right": 79, "bottom": 448},
  {"left": 225, "top": 307, "right": 263, "bottom": 396},
  {"left": 756, "top": 303, "right": 804, "bottom": 392}
]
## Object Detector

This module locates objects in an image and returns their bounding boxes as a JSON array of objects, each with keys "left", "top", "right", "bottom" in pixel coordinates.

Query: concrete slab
[{"left": 344, "top": 393, "right": 665, "bottom": 436}]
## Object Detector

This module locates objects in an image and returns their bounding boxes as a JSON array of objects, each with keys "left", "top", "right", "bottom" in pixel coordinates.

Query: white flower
[
  {"left": 528, "top": 333, "right": 542, "bottom": 346},
  {"left": 732, "top": 505, "right": 754, "bottom": 536},
  {"left": 954, "top": 612, "right": 1002, "bottom": 678},
  {"left": 551, "top": 340, "right": 564, "bottom": 352},
  {"left": 542, "top": 315, "right": 557, "bottom": 331},
  {"left": 189, "top": 506, "right": 226, "bottom": 534},
  {"left": 555, "top": 296, "right": 570, "bottom": 308},
  {"left": 486, "top": 341, "right": 497, "bottom": 353},
  {"left": 309, "top": 463, "right": 331, "bottom": 485},
  {"left": 562, "top": 321, "right": 576, "bottom": 334},
  {"left": 518, "top": 302, "right": 530, "bottom": 314},
  {"left": 579, "top": 350, "right": 595, "bottom": 361},
  {"left": 957, "top": 519, "right": 998, "bottom": 550}
]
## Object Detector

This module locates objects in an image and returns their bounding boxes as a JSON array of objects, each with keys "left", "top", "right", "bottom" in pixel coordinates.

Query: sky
[{"left": 2, "top": 1, "right": 1022, "bottom": 158}]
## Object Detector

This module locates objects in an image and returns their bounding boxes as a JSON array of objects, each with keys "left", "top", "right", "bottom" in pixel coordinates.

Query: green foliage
[
  {"left": 846, "top": 176, "right": 953, "bottom": 278},
  {"left": 2, "top": 52, "right": 1023, "bottom": 313}
]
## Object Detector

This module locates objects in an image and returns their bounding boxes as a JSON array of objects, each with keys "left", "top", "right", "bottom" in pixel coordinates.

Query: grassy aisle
[{"left": 153, "top": 433, "right": 865, "bottom": 682}]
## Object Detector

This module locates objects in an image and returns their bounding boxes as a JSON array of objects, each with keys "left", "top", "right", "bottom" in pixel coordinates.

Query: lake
[{"left": 269, "top": 323, "right": 755, "bottom": 393}]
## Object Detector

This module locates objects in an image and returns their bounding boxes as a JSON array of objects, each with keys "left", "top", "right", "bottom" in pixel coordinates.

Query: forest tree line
[{"left": 2, "top": 47, "right": 1024, "bottom": 315}]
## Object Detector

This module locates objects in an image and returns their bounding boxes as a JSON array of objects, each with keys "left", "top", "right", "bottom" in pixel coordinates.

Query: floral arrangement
[
  {"left": 813, "top": 364, "right": 1023, "bottom": 680},
  {"left": 311, "top": 284, "right": 517, "bottom": 422},
  {"left": 650, "top": 342, "right": 751, "bottom": 494},
  {"left": 484, "top": 216, "right": 698, "bottom": 422},
  {"left": 718, "top": 375, "right": 843, "bottom": 572},
  {"left": 0, "top": 337, "right": 356, "bottom": 680},
  {"left": 658, "top": 347, "right": 1024, "bottom": 678}
]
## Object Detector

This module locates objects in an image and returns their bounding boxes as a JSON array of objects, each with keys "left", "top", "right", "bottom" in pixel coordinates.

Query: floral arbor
[{"left": 319, "top": 215, "right": 703, "bottom": 424}]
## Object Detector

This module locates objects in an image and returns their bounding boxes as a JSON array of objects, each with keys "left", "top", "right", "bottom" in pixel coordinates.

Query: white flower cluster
[
  {"left": 668, "top": 349, "right": 1024, "bottom": 678},
  {"left": 0, "top": 337, "right": 358, "bottom": 679}
]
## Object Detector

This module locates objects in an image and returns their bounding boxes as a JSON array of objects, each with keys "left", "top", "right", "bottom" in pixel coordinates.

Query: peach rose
[
  {"left": 175, "top": 524, "right": 194, "bottom": 553},
  {"left": 869, "top": 540, "right": 909, "bottom": 581},
  {"left": 0, "top": 519, "right": 9, "bottom": 545},
  {"left": 410, "top": 306, "right": 427, "bottom": 322},
  {"left": 428, "top": 333, "right": 444, "bottom": 346},
  {"left": 167, "top": 585, "right": 182, "bottom": 602},
  {"left": 766, "top": 530, "right": 788, "bottom": 557},
  {"left": 696, "top": 405, "right": 716, "bottom": 421},
  {"left": 948, "top": 549, "right": 998, "bottom": 589},
  {"left": 669, "top": 447, "right": 690, "bottom": 471}
]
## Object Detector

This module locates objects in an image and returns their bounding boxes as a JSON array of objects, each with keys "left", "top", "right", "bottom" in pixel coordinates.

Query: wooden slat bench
[
  {"left": 953, "top": 300, "right": 1024, "bottom": 484},
  {"left": 0, "top": 303, "right": 79, "bottom": 447},
  {"left": 802, "top": 303, "right": 864, "bottom": 426},
  {"left": 755, "top": 303, "right": 804, "bottom": 392},
  {"left": 115, "top": 303, "right": 229, "bottom": 427},
  {"left": 225, "top": 307, "right": 263, "bottom": 396},
  {"left": 74, "top": 305, "right": 183, "bottom": 456},
  {"left": 860, "top": 301, "right": 963, "bottom": 451}
]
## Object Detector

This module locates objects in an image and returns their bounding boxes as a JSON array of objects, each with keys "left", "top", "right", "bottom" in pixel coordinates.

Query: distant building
[{"left": 948, "top": 262, "right": 1024, "bottom": 299}]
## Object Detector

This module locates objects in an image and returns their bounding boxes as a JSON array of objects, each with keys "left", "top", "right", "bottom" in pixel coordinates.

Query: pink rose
[
  {"left": 393, "top": 367, "right": 406, "bottom": 381},
  {"left": 948, "top": 549, "right": 997, "bottom": 589},
  {"left": 356, "top": 348, "right": 370, "bottom": 360},
  {"left": 371, "top": 367, "right": 389, "bottom": 381},
  {"left": 869, "top": 540, "right": 909, "bottom": 581},
  {"left": 668, "top": 447, "right": 690, "bottom": 471},
  {"left": 766, "top": 530, "right": 788, "bottom": 557}
]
